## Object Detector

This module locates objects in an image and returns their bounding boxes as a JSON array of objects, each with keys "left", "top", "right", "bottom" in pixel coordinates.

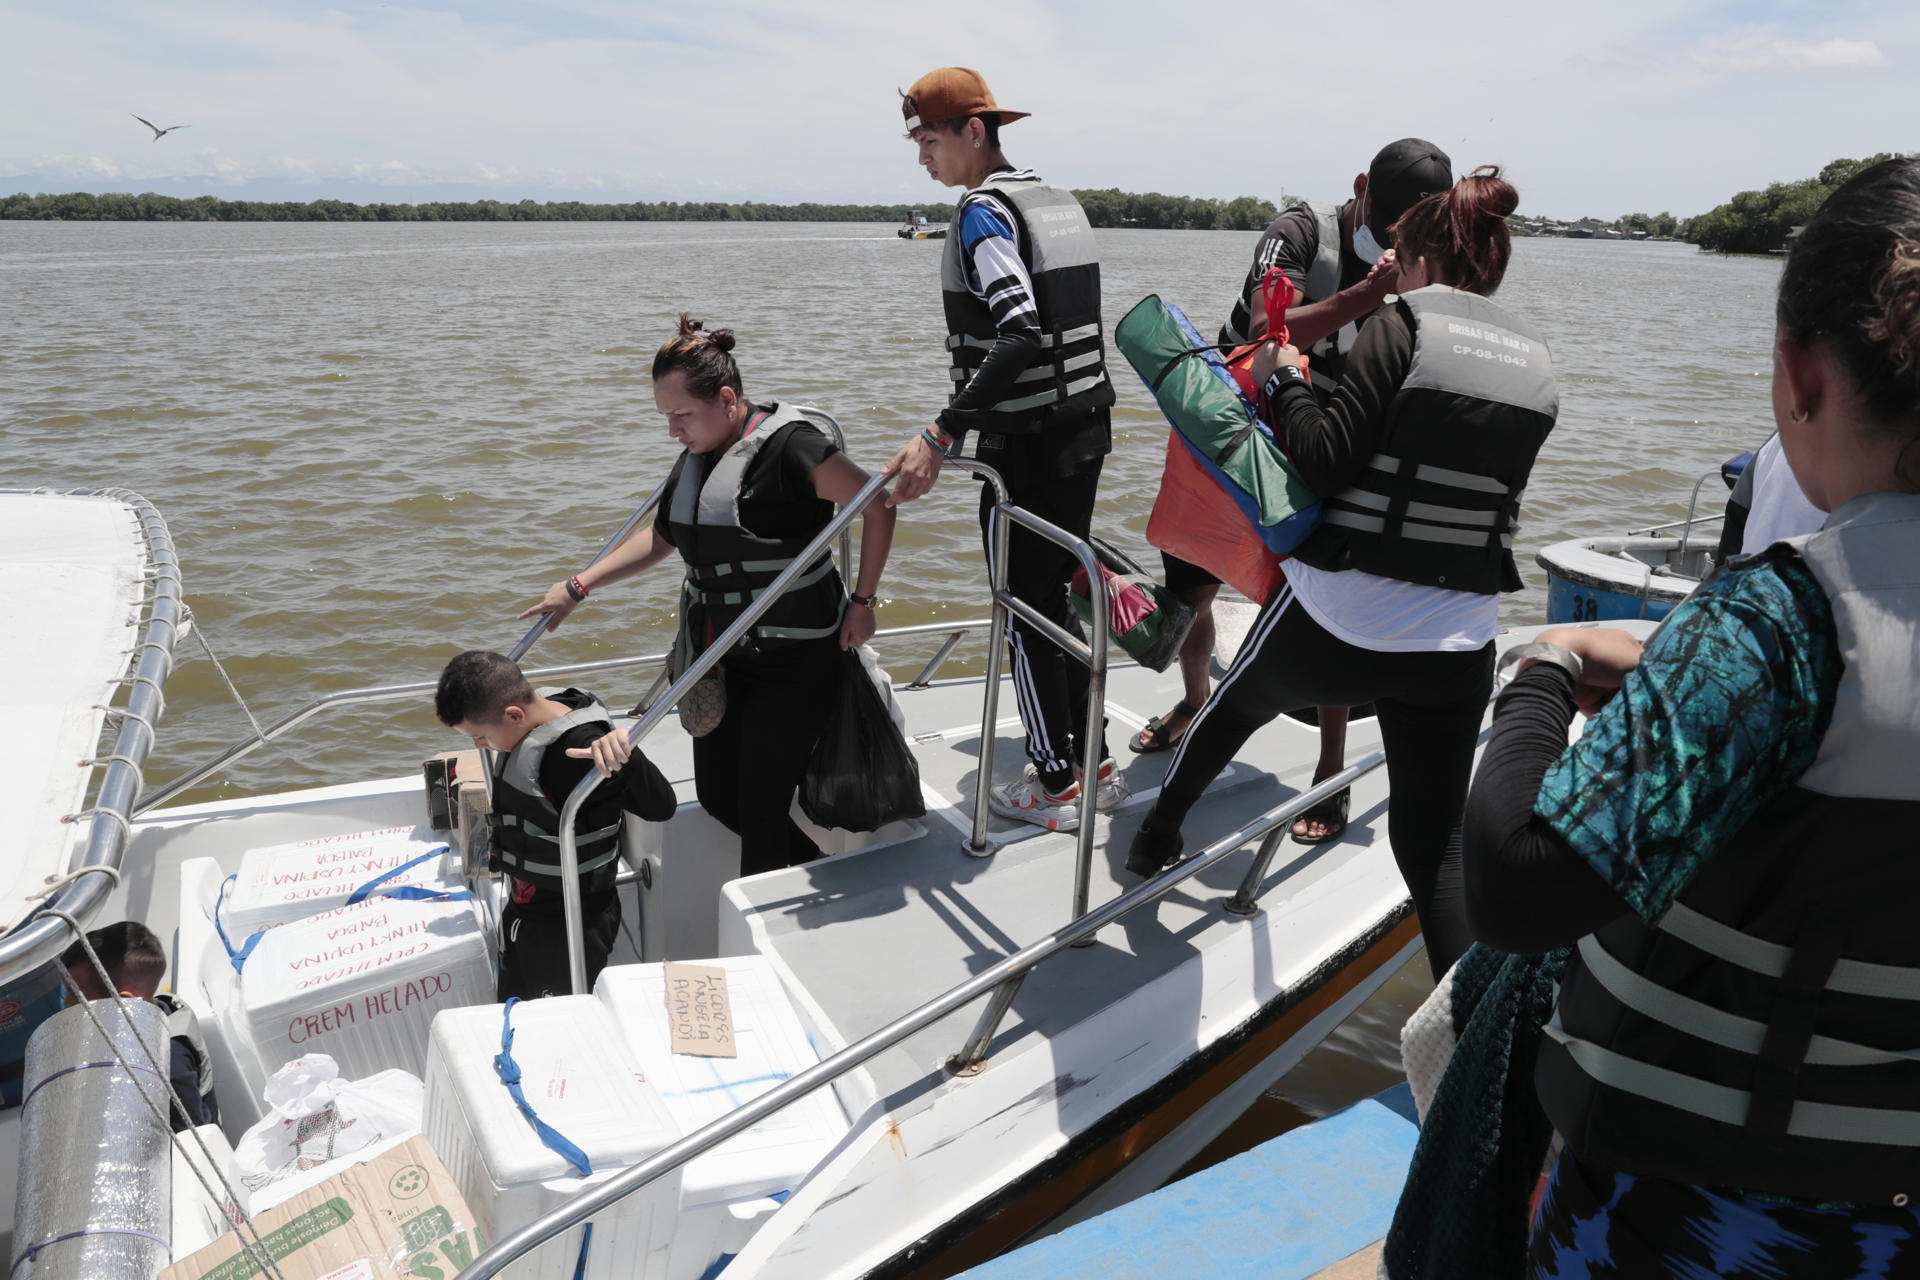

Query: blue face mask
[{"left": 1352, "top": 222, "right": 1386, "bottom": 265}]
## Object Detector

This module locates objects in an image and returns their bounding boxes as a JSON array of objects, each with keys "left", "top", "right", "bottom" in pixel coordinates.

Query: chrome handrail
[
  {"left": 548, "top": 451, "right": 1112, "bottom": 993},
  {"left": 453, "top": 751, "right": 1391, "bottom": 1280},
  {"left": 503, "top": 478, "right": 670, "bottom": 665},
  {"left": 133, "top": 620, "right": 997, "bottom": 816},
  {"left": 0, "top": 488, "right": 183, "bottom": 986},
  {"left": 133, "top": 652, "right": 674, "bottom": 814},
  {"left": 947, "top": 456, "right": 1110, "bottom": 925},
  {"left": 548, "top": 458, "right": 897, "bottom": 994}
]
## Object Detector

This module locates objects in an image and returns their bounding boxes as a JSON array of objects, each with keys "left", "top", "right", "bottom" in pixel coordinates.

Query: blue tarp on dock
[{"left": 958, "top": 1086, "right": 1419, "bottom": 1280}]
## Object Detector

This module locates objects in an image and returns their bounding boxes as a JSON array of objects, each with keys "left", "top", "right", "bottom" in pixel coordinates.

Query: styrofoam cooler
[
  {"left": 423, "top": 997, "right": 683, "bottom": 1280},
  {"left": 595, "top": 955, "right": 850, "bottom": 1280},
  {"left": 220, "top": 825, "right": 454, "bottom": 936},
  {"left": 239, "top": 895, "right": 492, "bottom": 1079}
]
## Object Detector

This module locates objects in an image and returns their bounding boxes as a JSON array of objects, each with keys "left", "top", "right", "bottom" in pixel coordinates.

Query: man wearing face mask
[{"left": 1139, "top": 140, "right": 1453, "bottom": 845}]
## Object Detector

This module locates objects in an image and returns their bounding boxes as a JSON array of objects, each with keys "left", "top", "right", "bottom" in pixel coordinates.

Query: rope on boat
[{"left": 182, "top": 605, "right": 269, "bottom": 743}]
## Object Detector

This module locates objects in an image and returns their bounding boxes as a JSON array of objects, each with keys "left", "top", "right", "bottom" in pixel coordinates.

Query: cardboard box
[
  {"left": 160, "top": 1133, "right": 487, "bottom": 1280},
  {"left": 423, "top": 750, "right": 482, "bottom": 831},
  {"left": 454, "top": 780, "right": 492, "bottom": 880}
]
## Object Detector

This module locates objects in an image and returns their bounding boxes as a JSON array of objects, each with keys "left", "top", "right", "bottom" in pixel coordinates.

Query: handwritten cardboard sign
[{"left": 663, "top": 962, "right": 737, "bottom": 1058}]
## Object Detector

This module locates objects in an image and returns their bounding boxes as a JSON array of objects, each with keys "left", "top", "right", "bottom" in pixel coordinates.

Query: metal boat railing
[
  {"left": 0, "top": 488, "right": 184, "bottom": 987},
  {"left": 452, "top": 756, "right": 1386, "bottom": 1280},
  {"left": 543, "top": 441, "right": 1113, "bottom": 993}
]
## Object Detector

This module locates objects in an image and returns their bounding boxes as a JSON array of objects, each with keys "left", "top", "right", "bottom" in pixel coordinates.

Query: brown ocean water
[{"left": 0, "top": 219, "right": 1783, "bottom": 1133}]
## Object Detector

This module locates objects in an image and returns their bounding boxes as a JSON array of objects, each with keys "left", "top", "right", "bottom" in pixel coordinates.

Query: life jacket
[
  {"left": 486, "top": 688, "right": 626, "bottom": 890},
  {"left": 1218, "top": 200, "right": 1345, "bottom": 350},
  {"left": 155, "top": 990, "right": 217, "bottom": 1120},
  {"left": 940, "top": 172, "right": 1116, "bottom": 433},
  {"left": 1290, "top": 286, "right": 1558, "bottom": 594},
  {"left": 1536, "top": 492, "right": 1920, "bottom": 1206},
  {"left": 663, "top": 404, "right": 846, "bottom": 661}
]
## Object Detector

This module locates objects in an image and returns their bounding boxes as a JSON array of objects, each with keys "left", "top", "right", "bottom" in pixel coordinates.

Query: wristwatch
[
  {"left": 848, "top": 592, "right": 877, "bottom": 608},
  {"left": 1495, "top": 641, "right": 1584, "bottom": 688}
]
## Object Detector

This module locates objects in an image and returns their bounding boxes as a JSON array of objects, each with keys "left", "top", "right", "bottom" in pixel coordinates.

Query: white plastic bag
[
  {"left": 230, "top": 1054, "right": 424, "bottom": 1201},
  {"left": 854, "top": 644, "right": 906, "bottom": 734}
]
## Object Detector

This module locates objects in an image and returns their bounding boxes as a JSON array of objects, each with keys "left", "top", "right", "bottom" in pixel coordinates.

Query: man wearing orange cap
[{"left": 888, "top": 67, "right": 1123, "bottom": 833}]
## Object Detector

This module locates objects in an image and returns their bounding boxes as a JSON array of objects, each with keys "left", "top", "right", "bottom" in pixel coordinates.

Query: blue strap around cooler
[
  {"left": 344, "top": 846, "right": 469, "bottom": 905},
  {"left": 213, "top": 876, "right": 266, "bottom": 975},
  {"left": 494, "top": 999, "right": 595, "bottom": 1277},
  {"left": 493, "top": 998, "right": 594, "bottom": 1175}
]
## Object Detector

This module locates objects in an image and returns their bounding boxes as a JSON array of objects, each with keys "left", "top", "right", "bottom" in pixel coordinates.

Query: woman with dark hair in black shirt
[
  {"left": 1128, "top": 168, "right": 1559, "bottom": 983},
  {"left": 520, "top": 316, "right": 898, "bottom": 877}
]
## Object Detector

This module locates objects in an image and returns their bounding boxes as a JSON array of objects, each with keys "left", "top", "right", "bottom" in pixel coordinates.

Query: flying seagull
[{"left": 131, "top": 113, "right": 190, "bottom": 141}]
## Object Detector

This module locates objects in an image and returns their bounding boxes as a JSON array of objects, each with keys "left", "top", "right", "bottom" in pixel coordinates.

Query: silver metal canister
[{"left": 13, "top": 998, "right": 174, "bottom": 1279}]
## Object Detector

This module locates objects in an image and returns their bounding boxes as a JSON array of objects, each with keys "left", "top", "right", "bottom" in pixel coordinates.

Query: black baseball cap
[{"left": 1367, "top": 139, "right": 1453, "bottom": 239}]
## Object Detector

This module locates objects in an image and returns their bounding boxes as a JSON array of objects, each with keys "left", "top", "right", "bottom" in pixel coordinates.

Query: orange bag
[{"left": 1146, "top": 432, "right": 1286, "bottom": 604}]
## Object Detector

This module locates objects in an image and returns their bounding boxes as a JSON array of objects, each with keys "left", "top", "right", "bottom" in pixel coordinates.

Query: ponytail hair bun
[
  {"left": 1393, "top": 164, "right": 1519, "bottom": 296},
  {"left": 655, "top": 313, "right": 745, "bottom": 400},
  {"left": 677, "top": 313, "right": 738, "bottom": 354}
]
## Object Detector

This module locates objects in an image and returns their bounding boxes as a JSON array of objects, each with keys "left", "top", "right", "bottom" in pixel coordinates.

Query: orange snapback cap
[{"left": 901, "top": 67, "right": 1030, "bottom": 131}]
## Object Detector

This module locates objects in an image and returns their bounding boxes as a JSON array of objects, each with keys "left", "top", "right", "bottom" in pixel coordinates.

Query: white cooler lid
[
  {"left": 429, "top": 997, "right": 679, "bottom": 1185},
  {"left": 595, "top": 955, "right": 848, "bottom": 1204},
  {"left": 240, "top": 895, "right": 487, "bottom": 1015},
  {"left": 222, "top": 826, "right": 453, "bottom": 936}
]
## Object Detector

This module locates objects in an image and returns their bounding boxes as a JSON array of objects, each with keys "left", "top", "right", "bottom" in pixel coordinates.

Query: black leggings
[
  {"left": 694, "top": 635, "right": 843, "bottom": 878},
  {"left": 1151, "top": 579, "right": 1494, "bottom": 979}
]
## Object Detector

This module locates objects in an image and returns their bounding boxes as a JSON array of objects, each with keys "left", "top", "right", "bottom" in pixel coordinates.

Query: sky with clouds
[{"left": 4, "top": 0, "right": 1913, "bottom": 219}]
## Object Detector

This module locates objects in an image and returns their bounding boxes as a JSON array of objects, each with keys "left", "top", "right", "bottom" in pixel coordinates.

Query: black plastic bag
[{"left": 800, "top": 649, "right": 927, "bottom": 832}]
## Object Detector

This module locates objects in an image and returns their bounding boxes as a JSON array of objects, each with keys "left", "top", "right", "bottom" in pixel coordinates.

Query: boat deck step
[{"left": 954, "top": 1085, "right": 1419, "bottom": 1280}]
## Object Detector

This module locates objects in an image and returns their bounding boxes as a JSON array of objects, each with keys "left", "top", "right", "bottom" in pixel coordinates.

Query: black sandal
[
  {"left": 1290, "top": 786, "right": 1351, "bottom": 845},
  {"left": 1130, "top": 699, "right": 1199, "bottom": 755}
]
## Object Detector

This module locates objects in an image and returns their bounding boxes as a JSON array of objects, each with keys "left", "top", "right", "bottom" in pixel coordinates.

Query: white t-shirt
[
  {"left": 1282, "top": 558, "right": 1498, "bottom": 653},
  {"left": 1740, "top": 434, "right": 1826, "bottom": 554}
]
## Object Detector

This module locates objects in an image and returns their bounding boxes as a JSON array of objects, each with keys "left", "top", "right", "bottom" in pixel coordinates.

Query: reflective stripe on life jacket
[
  {"left": 487, "top": 688, "right": 626, "bottom": 887},
  {"left": 1538, "top": 493, "right": 1920, "bottom": 1205},
  {"left": 940, "top": 173, "right": 1116, "bottom": 431},
  {"left": 1290, "top": 286, "right": 1558, "bottom": 594},
  {"left": 664, "top": 403, "right": 846, "bottom": 657}
]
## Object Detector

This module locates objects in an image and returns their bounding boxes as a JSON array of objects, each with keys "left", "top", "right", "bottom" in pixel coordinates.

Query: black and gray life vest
[
  {"left": 486, "top": 688, "right": 626, "bottom": 889},
  {"left": 1291, "top": 285, "right": 1558, "bottom": 594},
  {"left": 940, "top": 172, "right": 1116, "bottom": 432},
  {"left": 663, "top": 403, "right": 846, "bottom": 659},
  {"left": 155, "top": 991, "right": 217, "bottom": 1122},
  {"left": 1537, "top": 492, "right": 1920, "bottom": 1206},
  {"left": 1219, "top": 200, "right": 1346, "bottom": 350}
]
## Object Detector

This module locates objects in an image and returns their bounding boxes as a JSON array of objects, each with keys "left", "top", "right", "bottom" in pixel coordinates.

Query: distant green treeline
[
  {"left": 1685, "top": 153, "right": 1907, "bottom": 254},
  {"left": 0, "top": 188, "right": 1280, "bottom": 231}
]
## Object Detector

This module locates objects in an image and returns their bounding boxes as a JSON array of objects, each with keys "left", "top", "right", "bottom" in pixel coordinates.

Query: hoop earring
[{"left": 1790, "top": 408, "right": 1809, "bottom": 424}]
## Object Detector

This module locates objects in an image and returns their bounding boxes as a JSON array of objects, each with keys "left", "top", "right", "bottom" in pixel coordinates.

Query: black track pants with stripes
[
  {"left": 976, "top": 449, "right": 1108, "bottom": 791},
  {"left": 1149, "top": 580, "right": 1494, "bottom": 979}
]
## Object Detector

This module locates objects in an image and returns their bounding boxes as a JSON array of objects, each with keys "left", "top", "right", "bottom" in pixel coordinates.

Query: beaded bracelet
[{"left": 565, "top": 575, "right": 590, "bottom": 602}]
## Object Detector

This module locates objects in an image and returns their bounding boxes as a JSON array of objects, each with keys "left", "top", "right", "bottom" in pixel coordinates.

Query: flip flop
[
  {"left": 1290, "top": 786, "right": 1350, "bottom": 844},
  {"left": 1130, "top": 699, "right": 1199, "bottom": 755}
]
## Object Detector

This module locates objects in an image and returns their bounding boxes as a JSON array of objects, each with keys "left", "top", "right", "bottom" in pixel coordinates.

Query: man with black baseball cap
[
  {"left": 886, "top": 67, "right": 1126, "bottom": 834},
  {"left": 1140, "top": 139, "right": 1452, "bottom": 844}
]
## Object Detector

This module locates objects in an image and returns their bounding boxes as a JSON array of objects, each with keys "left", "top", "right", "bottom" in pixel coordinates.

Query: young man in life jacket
[
  {"left": 1145, "top": 139, "right": 1453, "bottom": 844},
  {"left": 886, "top": 67, "right": 1126, "bottom": 833},
  {"left": 62, "top": 920, "right": 218, "bottom": 1130},
  {"left": 435, "top": 650, "right": 674, "bottom": 1000}
]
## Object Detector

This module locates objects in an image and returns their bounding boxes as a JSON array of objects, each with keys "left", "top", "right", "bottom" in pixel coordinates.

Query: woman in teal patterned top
[{"left": 1460, "top": 158, "right": 1920, "bottom": 1276}]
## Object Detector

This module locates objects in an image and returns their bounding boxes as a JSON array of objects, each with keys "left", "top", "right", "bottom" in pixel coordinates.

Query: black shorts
[{"left": 1160, "top": 551, "right": 1221, "bottom": 595}]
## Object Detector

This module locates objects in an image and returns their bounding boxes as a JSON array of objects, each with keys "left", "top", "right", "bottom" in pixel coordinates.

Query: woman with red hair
[{"left": 1127, "top": 168, "right": 1559, "bottom": 983}]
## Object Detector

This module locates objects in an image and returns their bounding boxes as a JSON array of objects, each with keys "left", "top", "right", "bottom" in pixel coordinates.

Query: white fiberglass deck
[{"left": 0, "top": 492, "right": 149, "bottom": 932}]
